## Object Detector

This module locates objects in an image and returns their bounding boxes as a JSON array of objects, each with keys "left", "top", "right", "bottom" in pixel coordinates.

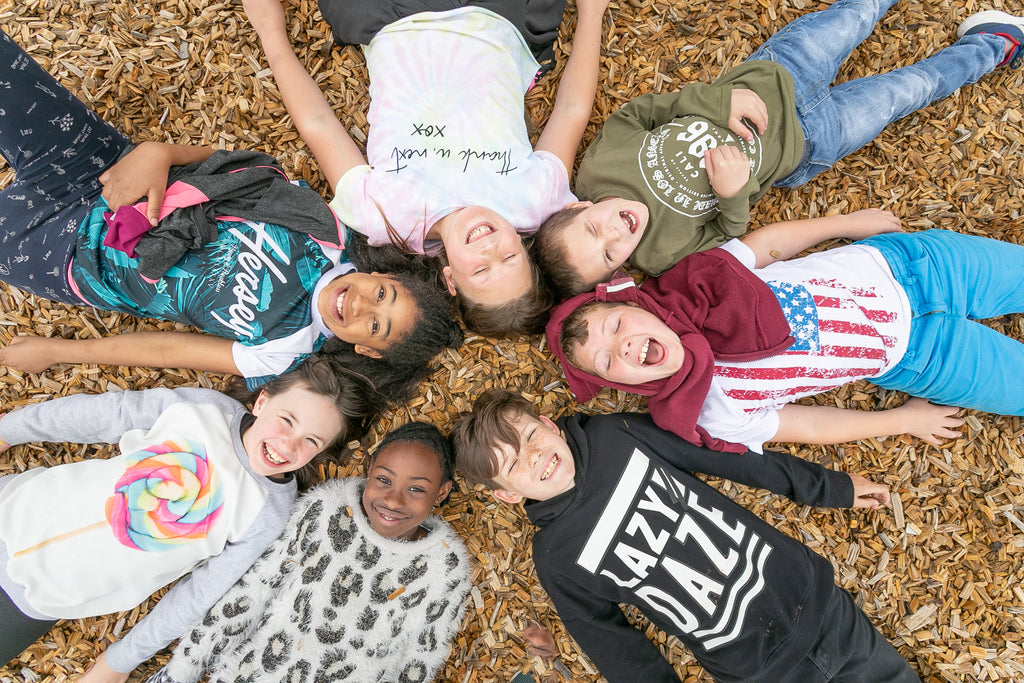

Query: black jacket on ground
[{"left": 525, "top": 412, "right": 855, "bottom": 682}]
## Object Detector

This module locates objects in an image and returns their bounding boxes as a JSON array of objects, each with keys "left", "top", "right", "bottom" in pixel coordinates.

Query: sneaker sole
[{"left": 957, "top": 9, "right": 1024, "bottom": 39}]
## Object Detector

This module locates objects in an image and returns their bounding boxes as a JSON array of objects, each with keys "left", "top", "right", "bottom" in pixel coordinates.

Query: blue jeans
[
  {"left": 745, "top": 0, "right": 1007, "bottom": 187},
  {"left": 862, "top": 230, "right": 1024, "bottom": 416},
  {"left": 0, "top": 29, "right": 129, "bottom": 302}
]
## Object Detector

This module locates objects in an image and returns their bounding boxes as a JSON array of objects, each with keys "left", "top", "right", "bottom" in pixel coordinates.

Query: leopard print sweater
[{"left": 146, "top": 477, "right": 470, "bottom": 683}]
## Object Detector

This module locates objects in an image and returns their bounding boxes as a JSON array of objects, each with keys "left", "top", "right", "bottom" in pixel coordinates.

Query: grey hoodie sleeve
[{"left": 0, "top": 387, "right": 241, "bottom": 446}]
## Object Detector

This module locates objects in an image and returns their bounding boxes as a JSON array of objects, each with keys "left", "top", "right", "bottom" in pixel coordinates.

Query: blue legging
[
  {"left": 863, "top": 230, "right": 1024, "bottom": 415},
  {"left": 0, "top": 29, "right": 129, "bottom": 302}
]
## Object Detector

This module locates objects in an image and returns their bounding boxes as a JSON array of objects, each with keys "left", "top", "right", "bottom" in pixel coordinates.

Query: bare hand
[
  {"left": 99, "top": 141, "right": 174, "bottom": 226},
  {"left": 848, "top": 473, "right": 890, "bottom": 509},
  {"left": 0, "top": 336, "right": 62, "bottom": 374},
  {"left": 242, "top": 0, "right": 289, "bottom": 38},
  {"left": 705, "top": 145, "right": 751, "bottom": 198},
  {"left": 836, "top": 209, "right": 904, "bottom": 240},
  {"left": 898, "top": 398, "right": 963, "bottom": 445},
  {"left": 78, "top": 652, "right": 130, "bottom": 683},
  {"left": 728, "top": 88, "right": 768, "bottom": 142}
]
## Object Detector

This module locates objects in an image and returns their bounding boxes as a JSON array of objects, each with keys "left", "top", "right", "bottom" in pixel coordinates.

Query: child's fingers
[{"left": 146, "top": 185, "right": 166, "bottom": 226}]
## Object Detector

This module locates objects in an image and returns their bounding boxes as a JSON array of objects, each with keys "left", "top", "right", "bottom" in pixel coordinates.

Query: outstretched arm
[
  {"left": 741, "top": 208, "right": 904, "bottom": 268},
  {"left": 242, "top": 0, "right": 366, "bottom": 189},
  {"left": 773, "top": 398, "right": 964, "bottom": 447},
  {"left": 100, "top": 142, "right": 216, "bottom": 226},
  {"left": 0, "top": 332, "right": 239, "bottom": 376},
  {"left": 534, "top": 0, "right": 611, "bottom": 174}
]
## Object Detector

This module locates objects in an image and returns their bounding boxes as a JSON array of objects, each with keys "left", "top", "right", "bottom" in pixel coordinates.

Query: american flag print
[{"left": 713, "top": 276, "right": 905, "bottom": 412}]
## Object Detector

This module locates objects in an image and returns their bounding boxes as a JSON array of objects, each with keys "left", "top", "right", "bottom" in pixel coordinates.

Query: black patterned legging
[{"left": 0, "top": 28, "right": 129, "bottom": 303}]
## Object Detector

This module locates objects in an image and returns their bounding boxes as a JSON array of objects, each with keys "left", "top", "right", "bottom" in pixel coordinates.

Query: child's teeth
[
  {"left": 639, "top": 339, "right": 650, "bottom": 365},
  {"left": 541, "top": 455, "right": 558, "bottom": 480},
  {"left": 467, "top": 225, "right": 492, "bottom": 242},
  {"left": 264, "top": 444, "right": 285, "bottom": 465},
  {"left": 336, "top": 290, "right": 346, "bottom": 319}
]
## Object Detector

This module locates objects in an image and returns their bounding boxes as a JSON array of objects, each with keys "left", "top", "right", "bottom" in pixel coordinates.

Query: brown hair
[
  {"left": 228, "top": 356, "right": 380, "bottom": 491},
  {"left": 559, "top": 300, "right": 610, "bottom": 368},
  {"left": 532, "top": 205, "right": 592, "bottom": 300},
  {"left": 450, "top": 390, "right": 537, "bottom": 489},
  {"left": 452, "top": 246, "right": 555, "bottom": 337}
]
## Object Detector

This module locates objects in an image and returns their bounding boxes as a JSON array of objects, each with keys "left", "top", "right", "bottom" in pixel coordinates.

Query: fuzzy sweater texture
[{"left": 147, "top": 477, "right": 470, "bottom": 683}]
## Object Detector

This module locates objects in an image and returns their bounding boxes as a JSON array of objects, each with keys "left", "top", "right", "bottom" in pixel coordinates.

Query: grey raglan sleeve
[{"left": 0, "top": 387, "right": 240, "bottom": 446}]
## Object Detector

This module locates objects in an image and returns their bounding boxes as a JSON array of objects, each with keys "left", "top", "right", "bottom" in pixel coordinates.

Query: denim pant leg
[
  {"left": 866, "top": 230, "right": 1024, "bottom": 415},
  {"left": 0, "top": 28, "right": 129, "bottom": 302},
  {"left": 776, "top": 32, "right": 1005, "bottom": 187},
  {"left": 747, "top": 0, "right": 900, "bottom": 99},
  {"left": 781, "top": 585, "right": 920, "bottom": 682}
]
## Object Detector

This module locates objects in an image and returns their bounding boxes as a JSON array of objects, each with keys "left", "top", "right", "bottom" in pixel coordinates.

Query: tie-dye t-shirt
[
  {"left": 331, "top": 7, "right": 575, "bottom": 255},
  {"left": 70, "top": 198, "right": 349, "bottom": 387}
]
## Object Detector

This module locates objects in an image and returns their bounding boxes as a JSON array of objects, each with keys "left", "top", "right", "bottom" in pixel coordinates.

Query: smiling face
[
  {"left": 317, "top": 271, "right": 417, "bottom": 358},
  {"left": 558, "top": 199, "right": 649, "bottom": 289},
  {"left": 490, "top": 413, "right": 576, "bottom": 504},
  {"left": 242, "top": 385, "right": 346, "bottom": 478},
  {"left": 572, "top": 303, "right": 685, "bottom": 385},
  {"left": 361, "top": 441, "right": 452, "bottom": 541},
  {"left": 436, "top": 205, "right": 532, "bottom": 306}
]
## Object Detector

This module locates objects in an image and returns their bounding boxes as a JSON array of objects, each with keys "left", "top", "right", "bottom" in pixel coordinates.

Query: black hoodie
[{"left": 525, "top": 412, "right": 855, "bottom": 682}]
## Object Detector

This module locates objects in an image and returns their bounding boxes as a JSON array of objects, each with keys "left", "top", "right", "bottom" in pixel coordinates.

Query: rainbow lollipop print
[
  {"left": 105, "top": 439, "right": 225, "bottom": 552},
  {"left": 12, "top": 439, "right": 226, "bottom": 559}
]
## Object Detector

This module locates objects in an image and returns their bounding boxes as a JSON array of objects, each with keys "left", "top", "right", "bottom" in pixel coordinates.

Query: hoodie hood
[{"left": 545, "top": 246, "right": 794, "bottom": 451}]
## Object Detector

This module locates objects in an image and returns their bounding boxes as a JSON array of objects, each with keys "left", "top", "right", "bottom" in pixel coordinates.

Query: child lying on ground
[
  {"left": 532, "top": 3, "right": 1024, "bottom": 298},
  {"left": 451, "top": 390, "right": 915, "bottom": 682},
  {"left": 0, "top": 27, "right": 460, "bottom": 398},
  {"left": 244, "top": 0, "right": 610, "bottom": 335},
  {"left": 0, "top": 358, "right": 375, "bottom": 682},
  {"left": 541, "top": 211, "right": 1024, "bottom": 453},
  {"left": 144, "top": 421, "right": 470, "bottom": 683}
]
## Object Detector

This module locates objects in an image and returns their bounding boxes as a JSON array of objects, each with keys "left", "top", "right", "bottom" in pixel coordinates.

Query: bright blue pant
[
  {"left": 745, "top": 0, "right": 1008, "bottom": 187},
  {"left": 862, "top": 230, "right": 1024, "bottom": 416}
]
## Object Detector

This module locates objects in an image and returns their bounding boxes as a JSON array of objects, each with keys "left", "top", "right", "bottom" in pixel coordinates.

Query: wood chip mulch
[{"left": 3, "top": 0, "right": 1024, "bottom": 681}]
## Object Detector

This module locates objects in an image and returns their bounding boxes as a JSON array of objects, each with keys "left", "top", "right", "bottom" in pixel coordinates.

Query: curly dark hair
[
  {"left": 532, "top": 205, "right": 592, "bottom": 300},
  {"left": 226, "top": 355, "right": 382, "bottom": 491},
  {"left": 317, "top": 234, "right": 464, "bottom": 404}
]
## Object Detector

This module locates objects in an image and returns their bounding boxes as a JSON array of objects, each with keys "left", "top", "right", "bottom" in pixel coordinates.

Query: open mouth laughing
[
  {"left": 541, "top": 454, "right": 560, "bottom": 481},
  {"left": 639, "top": 338, "right": 665, "bottom": 366},
  {"left": 621, "top": 210, "right": 639, "bottom": 234},
  {"left": 334, "top": 287, "right": 349, "bottom": 323},
  {"left": 466, "top": 224, "right": 496, "bottom": 244},
  {"left": 263, "top": 443, "right": 287, "bottom": 467}
]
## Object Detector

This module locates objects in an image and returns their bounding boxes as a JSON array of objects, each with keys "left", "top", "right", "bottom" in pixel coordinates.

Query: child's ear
[
  {"left": 566, "top": 200, "right": 593, "bottom": 210},
  {"left": 353, "top": 344, "right": 384, "bottom": 359},
  {"left": 538, "top": 415, "right": 560, "bottom": 434},
  {"left": 493, "top": 489, "right": 523, "bottom": 505},
  {"left": 440, "top": 265, "right": 458, "bottom": 296},
  {"left": 434, "top": 480, "right": 453, "bottom": 506},
  {"left": 251, "top": 390, "right": 269, "bottom": 416}
]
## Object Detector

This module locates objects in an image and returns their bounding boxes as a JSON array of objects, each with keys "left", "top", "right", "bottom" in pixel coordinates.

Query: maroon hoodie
[{"left": 545, "top": 246, "right": 794, "bottom": 452}]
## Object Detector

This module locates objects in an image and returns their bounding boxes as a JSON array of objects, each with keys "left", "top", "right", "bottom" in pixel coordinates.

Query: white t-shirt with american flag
[{"left": 698, "top": 239, "right": 912, "bottom": 452}]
